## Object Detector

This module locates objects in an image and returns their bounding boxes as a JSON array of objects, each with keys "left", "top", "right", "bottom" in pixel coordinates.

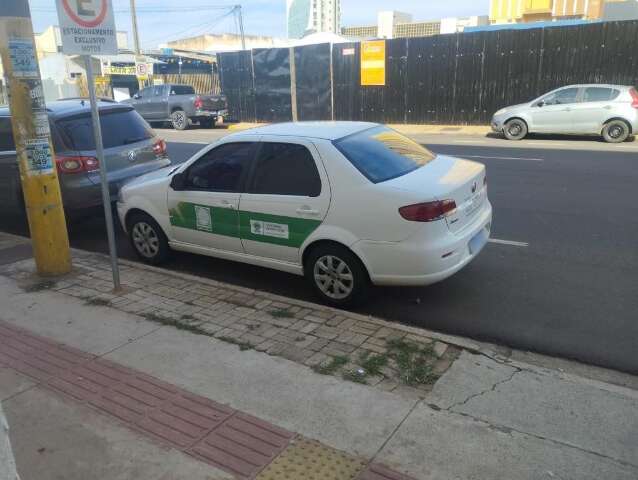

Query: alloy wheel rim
[
  {"left": 509, "top": 124, "right": 522, "bottom": 136},
  {"left": 609, "top": 125, "right": 623, "bottom": 138},
  {"left": 313, "top": 255, "right": 354, "bottom": 300},
  {"left": 132, "top": 222, "right": 159, "bottom": 258},
  {"left": 174, "top": 112, "right": 185, "bottom": 128}
]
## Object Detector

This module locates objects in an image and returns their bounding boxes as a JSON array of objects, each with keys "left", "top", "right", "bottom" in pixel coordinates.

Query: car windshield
[
  {"left": 56, "top": 108, "right": 153, "bottom": 150},
  {"left": 333, "top": 126, "right": 436, "bottom": 183}
]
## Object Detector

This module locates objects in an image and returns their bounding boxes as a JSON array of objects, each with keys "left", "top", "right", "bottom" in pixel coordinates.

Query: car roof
[
  {"left": 232, "top": 121, "right": 379, "bottom": 141},
  {"left": 559, "top": 84, "right": 633, "bottom": 89},
  {"left": 0, "top": 98, "right": 131, "bottom": 119}
]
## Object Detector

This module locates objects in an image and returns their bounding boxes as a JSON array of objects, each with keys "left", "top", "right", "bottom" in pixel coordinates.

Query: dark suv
[{"left": 0, "top": 99, "right": 171, "bottom": 218}]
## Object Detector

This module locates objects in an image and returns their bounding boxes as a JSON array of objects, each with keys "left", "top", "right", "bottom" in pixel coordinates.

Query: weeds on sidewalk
[
  {"left": 386, "top": 338, "right": 439, "bottom": 386},
  {"left": 358, "top": 351, "right": 388, "bottom": 376},
  {"left": 270, "top": 308, "right": 294, "bottom": 319},
  {"left": 23, "top": 280, "right": 56, "bottom": 293},
  {"left": 312, "top": 355, "right": 349, "bottom": 375},
  {"left": 342, "top": 368, "right": 368, "bottom": 384},
  {"left": 84, "top": 297, "right": 111, "bottom": 307},
  {"left": 217, "top": 336, "right": 254, "bottom": 351}
]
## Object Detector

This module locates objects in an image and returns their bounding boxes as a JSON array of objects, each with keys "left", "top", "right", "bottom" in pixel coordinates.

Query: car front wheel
[
  {"left": 305, "top": 244, "right": 369, "bottom": 307},
  {"left": 602, "top": 120, "right": 630, "bottom": 143},
  {"left": 503, "top": 118, "right": 528, "bottom": 140},
  {"left": 127, "top": 213, "right": 170, "bottom": 265},
  {"left": 171, "top": 110, "right": 189, "bottom": 130}
]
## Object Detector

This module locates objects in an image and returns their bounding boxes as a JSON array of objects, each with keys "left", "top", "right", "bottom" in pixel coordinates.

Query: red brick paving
[
  {"left": 0, "top": 320, "right": 417, "bottom": 480},
  {"left": 358, "top": 463, "right": 418, "bottom": 480},
  {"left": 0, "top": 320, "right": 291, "bottom": 478}
]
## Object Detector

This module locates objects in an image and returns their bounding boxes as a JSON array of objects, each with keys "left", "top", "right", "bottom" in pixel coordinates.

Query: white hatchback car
[{"left": 117, "top": 122, "right": 492, "bottom": 305}]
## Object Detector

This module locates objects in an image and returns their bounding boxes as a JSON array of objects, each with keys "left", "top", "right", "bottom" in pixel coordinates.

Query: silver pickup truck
[{"left": 122, "top": 84, "right": 227, "bottom": 130}]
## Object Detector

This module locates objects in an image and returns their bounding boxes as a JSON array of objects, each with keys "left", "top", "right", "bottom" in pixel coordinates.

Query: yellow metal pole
[{"left": 0, "top": 0, "right": 71, "bottom": 275}]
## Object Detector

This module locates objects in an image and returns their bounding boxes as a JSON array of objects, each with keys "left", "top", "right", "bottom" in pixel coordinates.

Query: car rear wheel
[
  {"left": 305, "top": 244, "right": 369, "bottom": 307},
  {"left": 127, "top": 213, "right": 170, "bottom": 265},
  {"left": 503, "top": 119, "right": 528, "bottom": 140},
  {"left": 171, "top": 110, "right": 189, "bottom": 130},
  {"left": 602, "top": 120, "right": 630, "bottom": 143}
]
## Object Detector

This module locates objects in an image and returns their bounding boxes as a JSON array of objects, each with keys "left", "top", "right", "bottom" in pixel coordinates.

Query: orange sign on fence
[{"left": 361, "top": 40, "right": 385, "bottom": 86}]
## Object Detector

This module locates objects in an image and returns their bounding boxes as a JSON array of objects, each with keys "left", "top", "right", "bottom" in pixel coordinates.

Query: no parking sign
[{"left": 55, "top": 0, "right": 118, "bottom": 55}]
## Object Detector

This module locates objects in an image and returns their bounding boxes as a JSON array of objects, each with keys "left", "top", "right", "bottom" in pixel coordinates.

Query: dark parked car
[
  {"left": 0, "top": 99, "right": 171, "bottom": 218},
  {"left": 121, "top": 84, "right": 227, "bottom": 130}
]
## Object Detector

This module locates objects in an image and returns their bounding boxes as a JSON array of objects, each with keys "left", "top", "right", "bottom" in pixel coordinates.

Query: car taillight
[
  {"left": 194, "top": 96, "right": 203, "bottom": 109},
  {"left": 55, "top": 155, "right": 99, "bottom": 174},
  {"left": 399, "top": 200, "right": 457, "bottom": 222},
  {"left": 630, "top": 88, "right": 638, "bottom": 109},
  {"left": 153, "top": 138, "right": 167, "bottom": 156}
]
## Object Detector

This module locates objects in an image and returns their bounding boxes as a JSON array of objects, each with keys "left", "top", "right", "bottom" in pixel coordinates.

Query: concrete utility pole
[
  {"left": 236, "top": 5, "right": 246, "bottom": 50},
  {"left": 0, "top": 0, "right": 71, "bottom": 275},
  {"left": 130, "top": 0, "right": 141, "bottom": 55}
]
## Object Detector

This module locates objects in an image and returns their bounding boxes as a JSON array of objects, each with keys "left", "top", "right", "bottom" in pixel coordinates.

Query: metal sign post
[
  {"left": 84, "top": 56, "right": 120, "bottom": 289},
  {"left": 55, "top": 0, "right": 120, "bottom": 290}
]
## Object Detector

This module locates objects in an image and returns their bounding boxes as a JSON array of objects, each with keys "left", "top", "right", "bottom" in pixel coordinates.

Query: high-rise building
[
  {"left": 489, "top": 0, "right": 611, "bottom": 24},
  {"left": 286, "top": 0, "right": 341, "bottom": 39}
]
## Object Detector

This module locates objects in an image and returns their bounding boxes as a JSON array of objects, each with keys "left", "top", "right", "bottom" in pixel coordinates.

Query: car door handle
[
  {"left": 603, "top": 105, "right": 612, "bottom": 110},
  {"left": 563, "top": 107, "right": 572, "bottom": 112},
  {"left": 296, "top": 206, "right": 319, "bottom": 215},
  {"left": 219, "top": 200, "right": 235, "bottom": 209}
]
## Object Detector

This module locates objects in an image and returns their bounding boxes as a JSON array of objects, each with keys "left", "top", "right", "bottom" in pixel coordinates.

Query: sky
[{"left": 28, "top": 0, "right": 490, "bottom": 48}]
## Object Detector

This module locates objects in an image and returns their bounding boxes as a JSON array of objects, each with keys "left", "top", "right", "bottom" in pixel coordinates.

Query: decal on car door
[{"left": 169, "top": 201, "right": 321, "bottom": 248}]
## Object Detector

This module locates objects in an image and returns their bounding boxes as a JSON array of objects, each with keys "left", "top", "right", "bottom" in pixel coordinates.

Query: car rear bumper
[
  {"left": 354, "top": 202, "right": 493, "bottom": 286},
  {"left": 193, "top": 109, "right": 228, "bottom": 119},
  {"left": 62, "top": 158, "right": 171, "bottom": 211}
]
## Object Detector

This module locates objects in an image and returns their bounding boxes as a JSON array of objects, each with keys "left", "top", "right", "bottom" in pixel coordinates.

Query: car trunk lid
[{"left": 385, "top": 154, "right": 487, "bottom": 233}]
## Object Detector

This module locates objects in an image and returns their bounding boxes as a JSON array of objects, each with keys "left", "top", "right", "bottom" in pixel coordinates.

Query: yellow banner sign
[
  {"left": 103, "top": 65, "right": 136, "bottom": 75},
  {"left": 94, "top": 75, "right": 110, "bottom": 85},
  {"left": 361, "top": 40, "right": 385, "bottom": 86}
]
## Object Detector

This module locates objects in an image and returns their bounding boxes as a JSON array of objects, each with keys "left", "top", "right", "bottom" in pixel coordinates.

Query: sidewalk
[
  {"left": 227, "top": 122, "right": 491, "bottom": 136},
  {"left": 0, "top": 232, "right": 637, "bottom": 480}
]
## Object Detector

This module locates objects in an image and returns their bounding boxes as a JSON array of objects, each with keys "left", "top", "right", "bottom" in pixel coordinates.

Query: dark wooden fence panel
[{"left": 221, "top": 20, "right": 638, "bottom": 125}]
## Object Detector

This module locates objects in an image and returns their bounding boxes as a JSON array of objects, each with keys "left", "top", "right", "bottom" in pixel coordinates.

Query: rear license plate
[{"left": 469, "top": 228, "right": 489, "bottom": 254}]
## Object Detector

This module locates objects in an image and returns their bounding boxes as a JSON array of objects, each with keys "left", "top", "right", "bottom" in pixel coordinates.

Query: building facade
[
  {"left": 341, "top": 11, "right": 486, "bottom": 40},
  {"left": 489, "top": 0, "right": 615, "bottom": 24},
  {"left": 164, "top": 33, "right": 283, "bottom": 53},
  {"left": 287, "top": 0, "right": 341, "bottom": 39}
]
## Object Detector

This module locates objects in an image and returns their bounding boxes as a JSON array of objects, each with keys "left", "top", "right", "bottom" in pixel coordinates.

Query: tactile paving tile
[{"left": 256, "top": 438, "right": 367, "bottom": 480}]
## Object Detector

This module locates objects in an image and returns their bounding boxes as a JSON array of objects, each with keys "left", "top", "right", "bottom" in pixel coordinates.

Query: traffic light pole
[{"left": 0, "top": 0, "right": 71, "bottom": 276}]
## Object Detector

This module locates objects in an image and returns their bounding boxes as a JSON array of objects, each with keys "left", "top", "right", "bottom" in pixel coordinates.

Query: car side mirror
[
  {"left": 133, "top": 93, "right": 140, "bottom": 99},
  {"left": 170, "top": 172, "right": 186, "bottom": 191},
  {"left": 536, "top": 101, "right": 545, "bottom": 107}
]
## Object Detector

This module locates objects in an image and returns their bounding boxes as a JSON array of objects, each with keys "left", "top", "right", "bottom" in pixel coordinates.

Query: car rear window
[
  {"left": 56, "top": 108, "right": 153, "bottom": 150},
  {"left": 0, "top": 117, "right": 16, "bottom": 151},
  {"left": 170, "top": 85, "right": 195, "bottom": 95},
  {"left": 333, "top": 126, "right": 436, "bottom": 183}
]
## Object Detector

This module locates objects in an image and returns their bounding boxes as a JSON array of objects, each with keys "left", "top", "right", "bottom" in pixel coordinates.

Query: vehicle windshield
[{"left": 333, "top": 126, "right": 436, "bottom": 183}]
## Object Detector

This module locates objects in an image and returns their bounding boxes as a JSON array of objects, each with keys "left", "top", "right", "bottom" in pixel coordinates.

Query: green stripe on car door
[{"left": 169, "top": 202, "right": 321, "bottom": 248}]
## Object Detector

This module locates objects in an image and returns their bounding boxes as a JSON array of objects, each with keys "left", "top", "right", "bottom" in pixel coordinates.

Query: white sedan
[{"left": 117, "top": 122, "right": 492, "bottom": 306}]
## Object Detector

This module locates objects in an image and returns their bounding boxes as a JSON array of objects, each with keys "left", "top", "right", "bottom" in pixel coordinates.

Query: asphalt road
[{"left": 3, "top": 133, "right": 637, "bottom": 374}]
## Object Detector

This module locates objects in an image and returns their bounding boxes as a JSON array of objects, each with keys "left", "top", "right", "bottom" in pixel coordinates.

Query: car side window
[
  {"left": 184, "top": 142, "right": 257, "bottom": 192},
  {"left": 251, "top": 142, "right": 321, "bottom": 197},
  {"left": 152, "top": 86, "right": 164, "bottom": 96},
  {"left": 542, "top": 88, "right": 580, "bottom": 105},
  {"left": 0, "top": 117, "right": 16, "bottom": 152},
  {"left": 582, "top": 87, "right": 617, "bottom": 102},
  {"left": 137, "top": 87, "right": 151, "bottom": 98}
]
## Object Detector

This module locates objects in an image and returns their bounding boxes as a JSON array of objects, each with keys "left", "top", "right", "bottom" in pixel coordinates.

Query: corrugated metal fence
[{"left": 219, "top": 20, "right": 638, "bottom": 125}]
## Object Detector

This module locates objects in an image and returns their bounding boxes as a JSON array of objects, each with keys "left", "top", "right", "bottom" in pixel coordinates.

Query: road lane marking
[
  {"left": 453, "top": 139, "right": 488, "bottom": 143},
  {"left": 488, "top": 238, "right": 529, "bottom": 247},
  {"left": 460, "top": 154, "right": 544, "bottom": 162}
]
